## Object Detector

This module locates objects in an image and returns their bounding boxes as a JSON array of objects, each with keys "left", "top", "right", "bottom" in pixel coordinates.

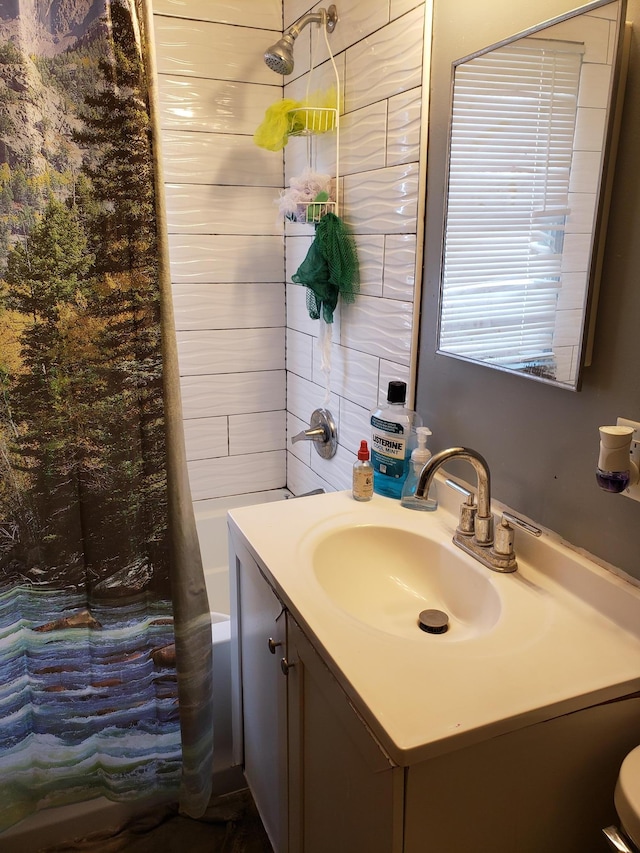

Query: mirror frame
[{"left": 435, "top": 0, "right": 630, "bottom": 390}]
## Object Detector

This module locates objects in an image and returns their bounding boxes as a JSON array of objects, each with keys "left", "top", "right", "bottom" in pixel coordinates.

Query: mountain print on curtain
[{"left": 0, "top": 0, "right": 194, "bottom": 832}]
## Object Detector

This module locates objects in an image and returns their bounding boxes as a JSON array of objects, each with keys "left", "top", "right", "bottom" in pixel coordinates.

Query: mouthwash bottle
[{"left": 370, "top": 381, "right": 421, "bottom": 499}]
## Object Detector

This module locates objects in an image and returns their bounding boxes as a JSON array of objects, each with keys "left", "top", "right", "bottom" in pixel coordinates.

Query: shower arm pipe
[{"left": 287, "top": 9, "right": 327, "bottom": 40}]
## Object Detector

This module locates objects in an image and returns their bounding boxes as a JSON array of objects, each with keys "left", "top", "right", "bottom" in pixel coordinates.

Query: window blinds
[{"left": 439, "top": 38, "right": 583, "bottom": 372}]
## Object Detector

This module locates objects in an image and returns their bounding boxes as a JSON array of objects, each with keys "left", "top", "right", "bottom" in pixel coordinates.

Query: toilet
[{"left": 604, "top": 745, "right": 640, "bottom": 852}]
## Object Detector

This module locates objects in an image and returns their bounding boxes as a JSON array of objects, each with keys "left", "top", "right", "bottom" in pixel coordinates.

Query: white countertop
[{"left": 228, "top": 482, "right": 640, "bottom": 767}]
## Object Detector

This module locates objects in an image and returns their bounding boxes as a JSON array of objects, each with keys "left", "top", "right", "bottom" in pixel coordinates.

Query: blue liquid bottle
[{"left": 370, "top": 381, "right": 420, "bottom": 499}]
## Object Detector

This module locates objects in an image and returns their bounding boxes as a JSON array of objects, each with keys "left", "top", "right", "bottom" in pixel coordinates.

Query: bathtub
[
  {"left": 1, "top": 489, "right": 289, "bottom": 851},
  {"left": 195, "top": 488, "right": 291, "bottom": 619},
  {"left": 194, "top": 488, "right": 290, "bottom": 783}
]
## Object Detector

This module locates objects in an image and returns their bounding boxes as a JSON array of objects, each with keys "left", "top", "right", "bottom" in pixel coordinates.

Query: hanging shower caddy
[{"left": 284, "top": 6, "right": 340, "bottom": 225}]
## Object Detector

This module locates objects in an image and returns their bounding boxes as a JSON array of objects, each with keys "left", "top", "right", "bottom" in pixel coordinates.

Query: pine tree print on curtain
[{"left": 0, "top": 0, "right": 210, "bottom": 832}]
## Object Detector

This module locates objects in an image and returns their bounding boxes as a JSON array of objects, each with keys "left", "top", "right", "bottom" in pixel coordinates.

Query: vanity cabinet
[
  {"left": 230, "top": 520, "right": 640, "bottom": 853},
  {"left": 231, "top": 536, "right": 288, "bottom": 851},
  {"left": 285, "top": 616, "right": 403, "bottom": 853},
  {"left": 230, "top": 531, "right": 403, "bottom": 853}
]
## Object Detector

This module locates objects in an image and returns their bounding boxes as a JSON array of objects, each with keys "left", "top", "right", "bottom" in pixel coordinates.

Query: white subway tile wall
[
  {"left": 152, "top": 0, "right": 431, "bottom": 500},
  {"left": 153, "top": 2, "right": 286, "bottom": 500},
  {"left": 284, "top": 1, "right": 429, "bottom": 490},
  {"left": 153, "top": 0, "right": 282, "bottom": 29}
]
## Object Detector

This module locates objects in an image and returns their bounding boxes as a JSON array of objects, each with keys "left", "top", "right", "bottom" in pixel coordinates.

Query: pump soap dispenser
[{"left": 401, "top": 427, "right": 438, "bottom": 511}]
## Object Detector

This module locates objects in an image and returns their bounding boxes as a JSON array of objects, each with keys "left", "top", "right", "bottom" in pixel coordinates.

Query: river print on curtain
[{"left": 0, "top": 0, "right": 213, "bottom": 833}]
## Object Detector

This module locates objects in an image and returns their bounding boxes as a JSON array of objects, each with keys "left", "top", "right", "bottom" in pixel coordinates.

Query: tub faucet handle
[
  {"left": 292, "top": 425, "right": 327, "bottom": 443},
  {"left": 290, "top": 408, "right": 337, "bottom": 459}
]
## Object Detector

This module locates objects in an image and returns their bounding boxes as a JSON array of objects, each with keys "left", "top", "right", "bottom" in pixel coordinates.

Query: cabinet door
[
  {"left": 233, "top": 540, "right": 288, "bottom": 852},
  {"left": 287, "top": 617, "right": 404, "bottom": 853}
]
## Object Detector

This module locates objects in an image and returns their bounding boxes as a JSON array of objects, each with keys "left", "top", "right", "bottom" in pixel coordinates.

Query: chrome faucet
[{"left": 415, "top": 446, "right": 518, "bottom": 573}]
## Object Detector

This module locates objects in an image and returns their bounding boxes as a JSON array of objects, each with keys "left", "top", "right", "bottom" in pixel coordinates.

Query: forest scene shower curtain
[{"left": 0, "top": 0, "right": 212, "bottom": 833}]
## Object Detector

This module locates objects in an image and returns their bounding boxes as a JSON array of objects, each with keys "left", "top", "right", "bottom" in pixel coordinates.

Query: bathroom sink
[
  {"left": 230, "top": 486, "right": 640, "bottom": 765},
  {"left": 311, "top": 525, "right": 502, "bottom": 640}
]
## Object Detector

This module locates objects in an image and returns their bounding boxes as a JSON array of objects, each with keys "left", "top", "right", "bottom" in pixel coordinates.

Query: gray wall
[{"left": 417, "top": 0, "right": 640, "bottom": 580}]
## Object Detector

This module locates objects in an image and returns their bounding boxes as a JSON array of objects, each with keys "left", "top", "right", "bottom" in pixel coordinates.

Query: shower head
[
  {"left": 264, "top": 32, "right": 297, "bottom": 75},
  {"left": 264, "top": 5, "right": 338, "bottom": 76}
]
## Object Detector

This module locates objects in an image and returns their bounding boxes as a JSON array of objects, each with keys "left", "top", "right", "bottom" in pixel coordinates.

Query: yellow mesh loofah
[
  {"left": 303, "top": 87, "right": 338, "bottom": 111},
  {"left": 253, "top": 98, "right": 303, "bottom": 151}
]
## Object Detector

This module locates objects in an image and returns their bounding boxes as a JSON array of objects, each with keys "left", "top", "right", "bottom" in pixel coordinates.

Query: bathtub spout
[{"left": 286, "top": 488, "right": 326, "bottom": 499}]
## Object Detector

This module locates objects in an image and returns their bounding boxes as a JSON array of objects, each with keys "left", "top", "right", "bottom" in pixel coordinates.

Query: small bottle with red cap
[{"left": 352, "top": 440, "right": 374, "bottom": 502}]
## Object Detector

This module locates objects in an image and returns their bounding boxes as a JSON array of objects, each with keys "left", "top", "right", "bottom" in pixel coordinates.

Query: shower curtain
[{"left": 0, "top": 0, "right": 213, "bottom": 833}]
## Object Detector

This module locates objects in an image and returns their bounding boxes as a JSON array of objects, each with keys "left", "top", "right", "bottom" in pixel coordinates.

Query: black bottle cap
[{"left": 387, "top": 381, "right": 407, "bottom": 404}]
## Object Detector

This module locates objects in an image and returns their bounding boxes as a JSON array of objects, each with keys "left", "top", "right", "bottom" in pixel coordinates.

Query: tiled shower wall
[
  {"left": 152, "top": 0, "right": 431, "bottom": 502},
  {"left": 152, "top": 0, "right": 287, "bottom": 502},
  {"left": 283, "top": 0, "right": 429, "bottom": 496}
]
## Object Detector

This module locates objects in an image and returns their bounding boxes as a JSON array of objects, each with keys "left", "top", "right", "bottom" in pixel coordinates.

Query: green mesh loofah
[{"left": 292, "top": 213, "right": 359, "bottom": 323}]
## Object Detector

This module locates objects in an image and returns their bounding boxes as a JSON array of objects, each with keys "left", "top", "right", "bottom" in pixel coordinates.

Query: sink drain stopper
[{"left": 418, "top": 609, "right": 449, "bottom": 634}]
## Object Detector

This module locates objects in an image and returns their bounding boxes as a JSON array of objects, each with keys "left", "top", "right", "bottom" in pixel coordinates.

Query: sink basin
[
  {"left": 231, "top": 487, "right": 640, "bottom": 764},
  {"left": 311, "top": 524, "right": 502, "bottom": 640}
]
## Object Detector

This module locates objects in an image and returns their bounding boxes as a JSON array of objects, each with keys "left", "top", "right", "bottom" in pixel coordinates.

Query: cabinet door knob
[
  {"left": 268, "top": 637, "right": 281, "bottom": 654},
  {"left": 280, "top": 657, "right": 295, "bottom": 675}
]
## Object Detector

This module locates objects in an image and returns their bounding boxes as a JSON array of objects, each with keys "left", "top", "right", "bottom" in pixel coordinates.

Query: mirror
[{"left": 437, "top": 0, "right": 628, "bottom": 389}]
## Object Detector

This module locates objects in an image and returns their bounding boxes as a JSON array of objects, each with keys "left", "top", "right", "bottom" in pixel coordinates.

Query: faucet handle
[
  {"left": 445, "top": 478, "right": 476, "bottom": 535},
  {"left": 501, "top": 512, "right": 542, "bottom": 538},
  {"left": 444, "top": 478, "right": 473, "bottom": 500},
  {"left": 491, "top": 512, "right": 542, "bottom": 571},
  {"left": 493, "top": 515, "right": 516, "bottom": 558}
]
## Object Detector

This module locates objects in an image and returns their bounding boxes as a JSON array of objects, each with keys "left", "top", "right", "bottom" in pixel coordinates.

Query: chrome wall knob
[{"left": 290, "top": 408, "right": 338, "bottom": 459}]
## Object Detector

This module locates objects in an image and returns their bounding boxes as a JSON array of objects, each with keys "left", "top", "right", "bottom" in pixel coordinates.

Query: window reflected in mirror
[{"left": 437, "top": 0, "right": 628, "bottom": 389}]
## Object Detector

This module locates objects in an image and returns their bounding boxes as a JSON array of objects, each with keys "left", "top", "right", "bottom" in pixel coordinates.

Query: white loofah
[{"left": 277, "top": 168, "right": 332, "bottom": 221}]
